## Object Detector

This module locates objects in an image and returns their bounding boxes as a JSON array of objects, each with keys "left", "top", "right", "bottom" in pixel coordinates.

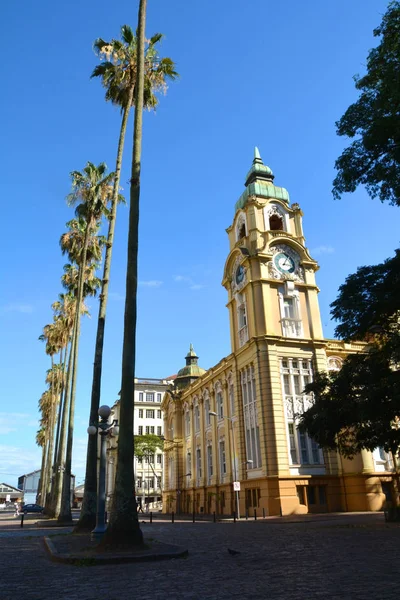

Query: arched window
[{"left": 269, "top": 214, "right": 283, "bottom": 231}]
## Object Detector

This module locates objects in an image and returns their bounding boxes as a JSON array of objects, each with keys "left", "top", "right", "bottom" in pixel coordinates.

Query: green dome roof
[
  {"left": 177, "top": 364, "right": 206, "bottom": 378},
  {"left": 244, "top": 147, "right": 274, "bottom": 185},
  {"left": 235, "top": 147, "right": 290, "bottom": 212},
  {"left": 175, "top": 344, "right": 206, "bottom": 385}
]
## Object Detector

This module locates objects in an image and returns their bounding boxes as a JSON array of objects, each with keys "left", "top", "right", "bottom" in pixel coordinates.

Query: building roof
[
  {"left": 175, "top": 344, "right": 206, "bottom": 386},
  {"left": 235, "top": 147, "right": 290, "bottom": 212}
]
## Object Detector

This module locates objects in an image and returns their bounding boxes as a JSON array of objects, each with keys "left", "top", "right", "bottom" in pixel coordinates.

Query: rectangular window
[
  {"left": 196, "top": 448, "right": 202, "bottom": 479},
  {"left": 185, "top": 411, "right": 190, "bottom": 436},
  {"left": 138, "top": 392, "right": 144, "bottom": 402},
  {"left": 288, "top": 423, "right": 298, "bottom": 464},
  {"left": 281, "top": 358, "right": 322, "bottom": 467},
  {"left": 307, "top": 486, "right": 316, "bottom": 505},
  {"left": 280, "top": 290, "right": 302, "bottom": 338},
  {"left": 147, "top": 477, "right": 154, "bottom": 489},
  {"left": 157, "top": 454, "right": 162, "bottom": 464},
  {"left": 145, "top": 454, "right": 154, "bottom": 464},
  {"left": 311, "top": 439, "right": 320, "bottom": 463},
  {"left": 219, "top": 440, "right": 226, "bottom": 476},
  {"left": 205, "top": 399, "right": 210, "bottom": 426},
  {"left": 150, "top": 426, "right": 155, "bottom": 434},
  {"left": 137, "top": 456, "right": 143, "bottom": 463},
  {"left": 138, "top": 426, "right": 143, "bottom": 435},
  {"left": 216, "top": 392, "right": 224, "bottom": 419},
  {"left": 157, "top": 476, "right": 162, "bottom": 488},
  {"left": 137, "top": 477, "right": 142, "bottom": 488},
  {"left": 207, "top": 445, "right": 213, "bottom": 479},
  {"left": 157, "top": 426, "right": 162, "bottom": 436},
  {"left": 195, "top": 406, "right": 200, "bottom": 432},
  {"left": 187, "top": 452, "right": 191, "bottom": 475},
  {"left": 145, "top": 426, "right": 150, "bottom": 434},
  {"left": 318, "top": 485, "right": 327, "bottom": 505},
  {"left": 299, "top": 431, "right": 309, "bottom": 464},
  {"left": 283, "top": 297, "right": 295, "bottom": 319},
  {"left": 229, "top": 384, "right": 235, "bottom": 415},
  {"left": 138, "top": 409, "right": 143, "bottom": 418},
  {"left": 157, "top": 410, "right": 162, "bottom": 419},
  {"left": 157, "top": 393, "right": 162, "bottom": 403},
  {"left": 146, "top": 392, "right": 154, "bottom": 402},
  {"left": 241, "top": 367, "right": 261, "bottom": 468},
  {"left": 146, "top": 409, "right": 155, "bottom": 419}
]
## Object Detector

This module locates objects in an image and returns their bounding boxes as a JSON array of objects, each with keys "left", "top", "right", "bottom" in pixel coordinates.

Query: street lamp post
[
  {"left": 87, "top": 405, "right": 119, "bottom": 541},
  {"left": 209, "top": 411, "right": 251, "bottom": 520}
]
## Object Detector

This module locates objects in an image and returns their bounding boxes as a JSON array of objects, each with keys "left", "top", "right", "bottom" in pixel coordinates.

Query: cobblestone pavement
[{"left": 1, "top": 513, "right": 399, "bottom": 600}]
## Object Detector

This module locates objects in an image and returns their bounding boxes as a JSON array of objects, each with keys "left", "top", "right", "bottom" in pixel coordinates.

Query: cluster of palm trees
[{"left": 36, "top": 1, "right": 177, "bottom": 544}]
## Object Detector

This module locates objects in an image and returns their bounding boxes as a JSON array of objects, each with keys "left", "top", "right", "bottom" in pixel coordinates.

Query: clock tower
[{"left": 223, "top": 147, "right": 324, "bottom": 352}]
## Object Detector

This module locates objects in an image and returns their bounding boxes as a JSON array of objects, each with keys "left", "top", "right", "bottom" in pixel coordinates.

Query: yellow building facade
[{"left": 162, "top": 149, "right": 395, "bottom": 516}]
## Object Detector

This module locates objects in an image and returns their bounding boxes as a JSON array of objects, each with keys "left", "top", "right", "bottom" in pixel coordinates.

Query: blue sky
[{"left": 1, "top": 0, "right": 398, "bottom": 487}]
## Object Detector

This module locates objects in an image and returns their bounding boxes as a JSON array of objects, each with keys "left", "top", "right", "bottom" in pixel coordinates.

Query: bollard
[
  {"left": 150, "top": 512, "right": 153, "bottom": 524},
  {"left": 20, "top": 514, "right": 24, "bottom": 528},
  {"left": 105, "top": 511, "right": 108, "bottom": 524},
  {"left": 254, "top": 509, "right": 257, "bottom": 521},
  {"left": 263, "top": 507, "right": 265, "bottom": 519},
  {"left": 213, "top": 511, "right": 216, "bottom": 523},
  {"left": 172, "top": 511, "right": 175, "bottom": 523},
  {"left": 192, "top": 511, "right": 195, "bottom": 523},
  {"left": 245, "top": 509, "right": 248, "bottom": 520},
  {"left": 233, "top": 511, "right": 236, "bottom": 523}
]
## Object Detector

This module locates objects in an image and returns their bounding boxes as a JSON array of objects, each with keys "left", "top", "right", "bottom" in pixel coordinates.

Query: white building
[{"left": 107, "top": 377, "right": 173, "bottom": 511}]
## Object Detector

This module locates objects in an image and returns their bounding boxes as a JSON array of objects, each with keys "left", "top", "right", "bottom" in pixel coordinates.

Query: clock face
[
  {"left": 235, "top": 265, "right": 245, "bottom": 285},
  {"left": 274, "top": 252, "right": 296, "bottom": 274}
]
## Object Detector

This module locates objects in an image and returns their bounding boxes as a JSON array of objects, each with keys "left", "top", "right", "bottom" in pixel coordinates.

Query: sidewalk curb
[{"left": 43, "top": 536, "right": 189, "bottom": 565}]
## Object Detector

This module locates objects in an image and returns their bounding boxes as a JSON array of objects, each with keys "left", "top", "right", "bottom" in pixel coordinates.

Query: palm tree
[
  {"left": 39, "top": 323, "right": 61, "bottom": 512},
  {"left": 51, "top": 292, "right": 90, "bottom": 517},
  {"left": 101, "top": 0, "right": 148, "bottom": 546},
  {"left": 58, "top": 163, "right": 113, "bottom": 523},
  {"left": 36, "top": 428, "right": 46, "bottom": 504},
  {"left": 77, "top": 24, "right": 177, "bottom": 532}
]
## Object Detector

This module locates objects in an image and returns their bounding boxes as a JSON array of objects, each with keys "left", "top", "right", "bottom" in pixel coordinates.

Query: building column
[{"left": 361, "top": 449, "right": 374, "bottom": 473}]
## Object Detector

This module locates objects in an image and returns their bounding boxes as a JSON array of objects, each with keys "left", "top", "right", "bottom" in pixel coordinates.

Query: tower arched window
[
  {"left": 238, "top": 223, "right": 246, "bottom": 239},
  {"left": 269, "top": 214, "right": 283, "bottom": 231}
]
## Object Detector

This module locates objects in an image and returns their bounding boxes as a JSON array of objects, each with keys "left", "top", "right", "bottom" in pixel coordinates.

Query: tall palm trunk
[
  {"left": 52, "top": 349, "right": 65, "bottom": 485},
  {"left": 54, "top": 334, "right": 75, "bottom": 517},
  {"left": 76, "top": 92, "right": 134, "bottom": 532},
  {"left": 40, "top": 435, "right": 50, "bottom": 507},
  {"left": 58, "top": 225, "right": 91, "bottom": 522},
  {"left": 37, "top": 442, "right": 47, "bottom": 504},
  {"left": 102, "top": 0, "right": 147, "bottom": 546},
  {"left": 49, "top": 348, "right": 67, "bottom": 513},
  {"left": 44, "top": 356, "right": 57, "bottom": 512}
]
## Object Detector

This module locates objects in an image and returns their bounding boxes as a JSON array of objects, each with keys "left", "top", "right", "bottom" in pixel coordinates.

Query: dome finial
[{"left": 254, "top": 146, "right": 262, "bottom": 162}]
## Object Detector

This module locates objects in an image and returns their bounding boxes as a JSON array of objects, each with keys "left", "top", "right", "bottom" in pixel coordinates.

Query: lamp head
[
  {"left": 87, "top": 425, "right": 97, "bottom": 436},
  {"left": 209, "top": 411, "right": 217, "bottom": 417},
  {"left": 98, "top": 405, "right": 111, "bottom": 419}
]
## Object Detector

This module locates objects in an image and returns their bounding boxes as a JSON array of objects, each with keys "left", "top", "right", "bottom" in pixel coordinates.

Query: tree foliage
[
  {"left": 333, "top": 1, "right": 400, "bottom": 205},
  {"left": 134, "top": 433, "right": 164, "bottom": 459},
  {"left": 299, "top": 248, "right": 400, "bottom": 459}
]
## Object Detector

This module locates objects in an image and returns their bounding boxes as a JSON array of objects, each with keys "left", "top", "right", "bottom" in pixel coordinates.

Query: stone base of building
[{"left": 163, "top": 473, "right": 395, "bottom": 517}]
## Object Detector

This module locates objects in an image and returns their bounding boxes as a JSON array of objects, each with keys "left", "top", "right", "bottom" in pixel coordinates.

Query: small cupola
[
  {"left": 175, "top": 344, "right": 206, "bottom": 389},
  {"left": 244, "top": 147, "right": 275, "bottom": 186}
]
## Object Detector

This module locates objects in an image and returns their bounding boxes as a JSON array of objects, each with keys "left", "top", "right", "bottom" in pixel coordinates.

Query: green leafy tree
[
  {"left": 333, "top": 1, "right": 400, "bottom": 205},
  {"left": 76, "top": 24, "right": 177, "bottom": 533},
  {"left": 134, "top": 433, "right": 164, "bottom": 460}
]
